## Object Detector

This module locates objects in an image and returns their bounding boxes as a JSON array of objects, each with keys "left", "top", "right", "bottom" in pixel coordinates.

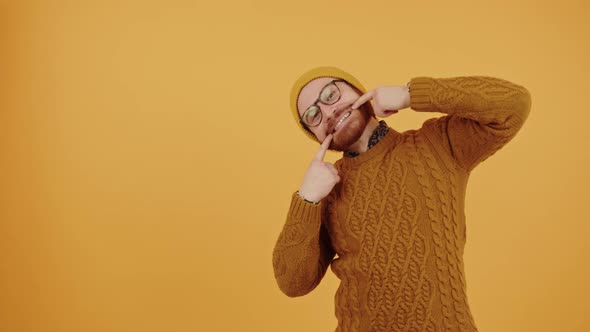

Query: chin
[{"left": 330, "top": 106, "right": 372, "bottom": 151}]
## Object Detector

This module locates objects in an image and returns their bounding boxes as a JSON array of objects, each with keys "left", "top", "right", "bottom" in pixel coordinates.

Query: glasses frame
[{"left": 299, "top": 79, "right": 348, "bottom": 128}]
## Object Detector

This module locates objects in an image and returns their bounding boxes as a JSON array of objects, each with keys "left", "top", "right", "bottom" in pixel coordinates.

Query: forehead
[{"left": 296, "top": 76, "right": 339, "bottom": 115}]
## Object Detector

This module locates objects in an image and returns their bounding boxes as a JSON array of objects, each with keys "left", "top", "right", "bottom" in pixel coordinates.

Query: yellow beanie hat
[{"left": 290, "top": 66, "right": 368, "bottom": 144}]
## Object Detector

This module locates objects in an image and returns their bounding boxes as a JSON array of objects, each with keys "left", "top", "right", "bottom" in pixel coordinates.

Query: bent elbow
[
  {"left": 514, "top": 86, "right": 532, "bottom": 122},
  {"left": 275, "top": 275, "right": 317, "bottom": 298},
  {"left": 277, "top": 281, "right": 312, "bottom": 298},
  {"left": 498, "top": 87, "right": 532, "bottom": 134},
  {"left": 272, "top": 258, "right": 319, "bottom": 298}
]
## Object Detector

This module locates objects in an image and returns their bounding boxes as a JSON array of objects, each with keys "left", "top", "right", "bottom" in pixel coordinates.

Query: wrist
[
  {"left": 405, "top": 81, "right": 412, "bottom": 108},
  {"left": 296, "top": 190, "right": 320, "bottom": 205}
]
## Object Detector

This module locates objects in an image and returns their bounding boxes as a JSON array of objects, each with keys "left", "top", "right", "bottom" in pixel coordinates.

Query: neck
[{"left": 345, "top": 117, "right": 380, "bottom": 154}]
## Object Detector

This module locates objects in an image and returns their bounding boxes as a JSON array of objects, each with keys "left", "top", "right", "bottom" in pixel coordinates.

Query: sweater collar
[
  {"left": 344, "top": 120, "right": 389, "bottom": 158},
  {"left": 339, "top": 121, "right": 401, "bottom": 168}
]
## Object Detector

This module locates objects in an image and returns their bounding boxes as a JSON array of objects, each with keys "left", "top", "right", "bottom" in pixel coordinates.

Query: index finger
[
  {"left": 313, "top": 134, "right": 333, "bottom": 161},
  {"left": 351, "top": 90, "right": 375, "bottom": 110}
]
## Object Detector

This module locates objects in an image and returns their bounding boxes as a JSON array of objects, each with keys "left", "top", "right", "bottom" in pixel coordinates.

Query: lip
[
  {"left": 332, "top": 111, "right": 352, "bottom": 133},
  {"left": 329, "top": 102, "right": 354, "bottom": 133}
]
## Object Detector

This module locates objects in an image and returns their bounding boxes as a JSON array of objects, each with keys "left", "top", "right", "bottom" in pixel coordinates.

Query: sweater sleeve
[
  {"left": 410, "top": 76, "right": 532, "bottom": 172},
  {"left": 272, "top": 191, "right": 336, "bottom": 297}
]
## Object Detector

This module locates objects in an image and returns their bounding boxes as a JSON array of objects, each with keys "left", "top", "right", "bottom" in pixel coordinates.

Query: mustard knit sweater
[{"left": 272, "top": 76, "right": 532, "bottom": 332}]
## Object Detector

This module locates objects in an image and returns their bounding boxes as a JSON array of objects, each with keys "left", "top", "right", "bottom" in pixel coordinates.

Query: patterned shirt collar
[{"left": 344, "top": 120, "right": 389, "bottom": 158}]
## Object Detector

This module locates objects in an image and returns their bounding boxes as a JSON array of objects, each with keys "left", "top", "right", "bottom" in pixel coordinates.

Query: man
[{"left": 272, "top": 66, "right": 531, "bottom": 332}]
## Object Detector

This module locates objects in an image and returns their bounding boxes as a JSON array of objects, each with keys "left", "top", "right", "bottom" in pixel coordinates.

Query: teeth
[{"left": 335, "top": 112, "right": 351, "bottom": 131}]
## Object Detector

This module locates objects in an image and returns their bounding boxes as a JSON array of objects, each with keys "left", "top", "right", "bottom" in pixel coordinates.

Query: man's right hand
[{"left": 298, "top": 134, "right": 341, "bottom": 203}]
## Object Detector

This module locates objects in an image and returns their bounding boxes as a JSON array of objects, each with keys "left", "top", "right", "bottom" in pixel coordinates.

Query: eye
[
  {"left": 321, "top": 85, "right": 339, "bottom": 103},
  {"left": 305, "top": 107, "right": 319, "bottom": 121}
]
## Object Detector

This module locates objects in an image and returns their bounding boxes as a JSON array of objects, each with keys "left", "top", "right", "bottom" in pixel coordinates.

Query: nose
[
  {"left": 324, "top": 106, "right": 337, "bottom": 118},
  {"left": 320, "top": 107, "right": 336, "bottom": 127},
  {"left": 318, "top": 104, "right": 338, "bottom": 124}
]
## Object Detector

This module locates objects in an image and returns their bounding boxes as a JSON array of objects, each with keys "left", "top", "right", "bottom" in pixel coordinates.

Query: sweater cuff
[
  {"left": 409, "top": 77, "right": 435, "bottom": 112},
  {"left": 289, "top": 191, "right": 323, "bottom": 227}
]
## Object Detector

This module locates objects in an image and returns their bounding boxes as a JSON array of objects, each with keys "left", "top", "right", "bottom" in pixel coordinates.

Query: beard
[{"left": 329, "top": 103, "right": 373, "bottom": 152}]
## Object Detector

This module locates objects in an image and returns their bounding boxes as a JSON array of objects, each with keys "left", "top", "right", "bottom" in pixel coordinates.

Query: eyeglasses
[{"left": 299, "top": 79, "right": 347, "bottom": 128}]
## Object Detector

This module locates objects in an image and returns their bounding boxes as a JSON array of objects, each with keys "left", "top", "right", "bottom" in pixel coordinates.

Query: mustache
[{"left": 335, "top": 100, "right": 355, "bottom": 114}]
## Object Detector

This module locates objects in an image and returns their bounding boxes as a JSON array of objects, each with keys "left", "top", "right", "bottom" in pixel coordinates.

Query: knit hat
[{"left": 290, "top": 66, "right": 368, "bottom": 145}]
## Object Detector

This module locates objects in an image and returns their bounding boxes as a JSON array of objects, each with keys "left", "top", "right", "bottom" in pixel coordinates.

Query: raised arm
[
  {"left": 272, "top": 191, "right": 336, "bottom": 297},
  {"left": 410, "top": 76, "right": 532, "bottom": 172}
]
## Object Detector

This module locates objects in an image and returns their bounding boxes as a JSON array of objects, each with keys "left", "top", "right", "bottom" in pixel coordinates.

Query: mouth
[
  {"left": 332, "top": 110, "right": 352, "bottom": 134},
  {"left": 330, "top": 102, "right": 355, "bottom": 134}
]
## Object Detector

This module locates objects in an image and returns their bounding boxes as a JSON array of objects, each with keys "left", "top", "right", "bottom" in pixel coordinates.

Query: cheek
[
  {"left": 310, "top": 127, "right": 325, "bottom": 142},
  {"left": 315, "top": 124, "right": 328, "bottom": 139}
]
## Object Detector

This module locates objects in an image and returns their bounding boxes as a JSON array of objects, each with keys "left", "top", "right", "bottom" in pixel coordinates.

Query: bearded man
[{"left": 272, "top": 66, "right": 531, "bottom": 332}]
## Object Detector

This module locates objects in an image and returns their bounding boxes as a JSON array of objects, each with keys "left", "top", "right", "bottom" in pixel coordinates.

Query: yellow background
[{"left": 1, "top": 1, "right": 588, "bottom": 331}]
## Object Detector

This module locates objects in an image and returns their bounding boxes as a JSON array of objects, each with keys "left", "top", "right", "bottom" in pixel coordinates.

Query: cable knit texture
[{"left": 272, "top": 76, "right": 531, "bottom": 332}]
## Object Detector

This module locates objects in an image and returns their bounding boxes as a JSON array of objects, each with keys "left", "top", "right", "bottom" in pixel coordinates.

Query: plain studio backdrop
[{"left": 1, "top": 1, "right": 588, "bottom": 331}]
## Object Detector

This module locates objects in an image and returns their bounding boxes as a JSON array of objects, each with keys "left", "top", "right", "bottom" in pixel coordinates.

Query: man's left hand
[{"left": 350, "top": 85, "right": 411, "bottom": 118}]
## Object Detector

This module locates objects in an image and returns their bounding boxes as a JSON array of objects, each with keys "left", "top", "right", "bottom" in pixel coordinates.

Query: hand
[
  {"left": 350, "top": 85, "right": 411, "bottom": 118},
  {"left": 298, "top": 134, "right": 340, "bottom": 203}
]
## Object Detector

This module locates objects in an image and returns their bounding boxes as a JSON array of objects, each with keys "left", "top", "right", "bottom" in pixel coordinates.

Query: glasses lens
[
  {"left": 304, "top": 106, "right": 321, "bottom": 127},
  {"left": 319, "top": 83, "right": 340, "bottom": 105}
]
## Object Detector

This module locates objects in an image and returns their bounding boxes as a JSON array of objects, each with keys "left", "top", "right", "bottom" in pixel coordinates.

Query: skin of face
[{"left": 297, "top": 77, "right": 377, "bottom": 152}]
